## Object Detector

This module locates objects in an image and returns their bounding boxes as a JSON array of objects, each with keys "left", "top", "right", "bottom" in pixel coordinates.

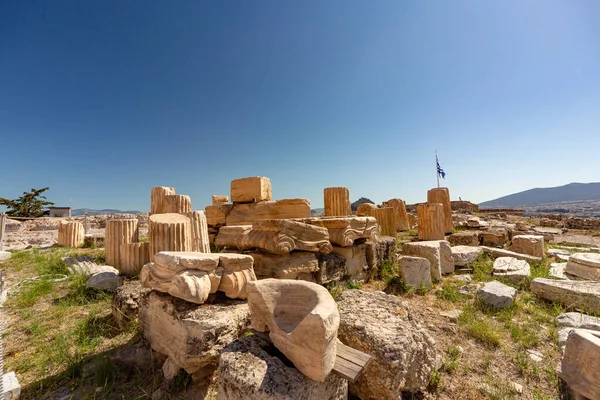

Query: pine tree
[{"left": 0, "top": 187, "right": 55, "bottom": 217}]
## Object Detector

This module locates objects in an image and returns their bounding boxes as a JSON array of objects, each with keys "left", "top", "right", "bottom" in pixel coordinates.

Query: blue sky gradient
[{"left": 1, "top": 1, "right": 599, "bottom": 211}]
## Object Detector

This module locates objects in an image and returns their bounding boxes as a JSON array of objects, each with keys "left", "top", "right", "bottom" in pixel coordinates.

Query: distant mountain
[
  {"left": 351, "top": 197, "right": 374, "bottom": 212},
  {"left": 479, "top": 182, "right": 600, "bottom": 208},
  {"left": 72, "top": 208, "right": 142, "bottom": 216}
]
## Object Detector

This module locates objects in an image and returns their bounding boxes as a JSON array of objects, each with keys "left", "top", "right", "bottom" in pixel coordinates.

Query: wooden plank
[
  {"left": 246, "top": 329, "right": 373, "bottom": 383},
  {"left": 333, "top": 356, "right": 362, "bottom": 382},
  {"left": 336, "top": 341, "right": 372, "bottom": 366}
]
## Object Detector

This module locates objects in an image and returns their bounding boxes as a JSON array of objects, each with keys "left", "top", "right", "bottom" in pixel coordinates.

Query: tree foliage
[{"left": 0, "top": 187, "right": 55, "bottom": 217}]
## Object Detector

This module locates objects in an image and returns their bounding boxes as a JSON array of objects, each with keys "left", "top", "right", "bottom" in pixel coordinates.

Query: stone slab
[
  {"left": 451, "top": 245, "right": 483, "bottom": 267},
  {"left": 531, "top": 278, "right": 600, "bottom": 314},
  {"left": 477, "top": 280, "right": 516, "bottom": 309}
]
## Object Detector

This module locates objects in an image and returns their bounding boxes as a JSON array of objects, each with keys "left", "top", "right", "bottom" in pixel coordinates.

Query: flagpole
[{"left": 436, "top": 150, "right": 439, "bottom": 188}]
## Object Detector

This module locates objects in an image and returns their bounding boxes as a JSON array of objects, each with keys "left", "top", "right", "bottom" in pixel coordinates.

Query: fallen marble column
[
  {"left": 150, "top": 186, "right": 175, "bottom": 215},
  {"left": 105, "top": 219, "right": 139, "bottom": 270},
  {"left": 119, "top": 242, "right": 150, "bottom": 276},
  {"left": 187, "top": 211, "right": 211, "bottom": 253},
  {"left": 57, "top": 221, "right": 84, "bottom": 247},
  {"left": 565, "top": 253, "right": 600, "bottom": 280},
  {"left": 247, "top": 279, "right": 340, "bottom": 382},
  {"left": 383, "top": 198, "right": 410, "bottom": 231},
  {"left": 427, "top": 187, "right": 452, "bottom": 234},
  {"left": 148, "top": 213, "right": 192, "bottom": 261},
  {"left": 368, "top": 207, "right": 395, "bottom": 237},
  {"left": 165, "top": 194, "right": 192, "bottom": 214},
  {"left": 417, "top": 204, "right": 444, "bottom": 241},
  {"left": 324, "top": 187, "right": 351, "bottom": 217}
]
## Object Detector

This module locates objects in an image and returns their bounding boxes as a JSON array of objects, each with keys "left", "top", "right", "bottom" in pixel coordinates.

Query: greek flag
[{"left": 436, "top": 156, "right": 446, "bottom": 179}]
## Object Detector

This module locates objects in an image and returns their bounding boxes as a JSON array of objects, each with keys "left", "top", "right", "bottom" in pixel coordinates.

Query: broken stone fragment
[
  {"left": 397, "top": 256, "right": 431, "bottom": 289},
  {"left": 217, "top": 335, "right": 347, "bottom": 400},
  {"left": 509, "top": 234, "right": 544, "bottom": 258},
  {"left": 565, "top": 253, "right": 600, "bottom": 280},
  {"left": 247, "top": 279, "right": 339, "bottom": 382},
  {"left": 477, "top": 280, "right": 516, "bottom": 309}
]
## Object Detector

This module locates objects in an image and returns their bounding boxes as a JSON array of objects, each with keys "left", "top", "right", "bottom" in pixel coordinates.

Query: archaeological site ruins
[{"left": 1, "top": 175, "right": 600, "bottom": 399}]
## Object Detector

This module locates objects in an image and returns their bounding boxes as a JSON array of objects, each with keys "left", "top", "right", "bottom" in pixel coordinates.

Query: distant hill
[
  {"left": 351, "top": 197, "right": 374, "bottom": 211},
  {"left": 479, "top": 182, "right": 600, "bottom": 208},
  {"left": 72, "top": 208, "right": 142, "bottom": 216}
]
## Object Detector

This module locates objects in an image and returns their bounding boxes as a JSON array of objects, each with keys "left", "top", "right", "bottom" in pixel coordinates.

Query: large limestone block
[
  {"left": 251, "top": 252, "right": 319, "bottom": 279},
  {"left": 356, "top": 203, "right": 377, "bottom": 216},
  {"left": 427, "top": 187, "right": 452, "bottom": 233},
  {"left": 105, "top": 219, "right": 139, "bottom": 269},
  {"left": 230, "top": 176, "right": 272, "bottom": 203},
  {"left": 531, "top": 279, "right": 600, "bottom": 314},
  {"left": 212, "top": 195, "right": 229, "bottom": 205},
  {"left": 481, "top": 229, "right": 508, "bottom": 248},
  {"left": 150, "top": 186, "right": 175, "bottom": 215},
  {"left": 365, "top": 236, "right": 397, "bottom": 273},
  {"left": 402, "top": 240, "right": 453, "bottom": 282},
  {"left": 477, "top": 280, "right": 517, "bottom": 309},
  {"left": 556, "top": 312, "right": 600, "bottom": 352},
  {"left": 310, "top": 216, "right": 379, "bottom": 247},
  {"left": 368, "top": 207, "right": 396, "bottom": 237},
  {"left": 119, "top": 242, "right": 150, "bottom": 276},
  {"left": 397, "top": 256, "right": 431, "bottom": 289},
  {"left": 451, "top": 245, "right": 483, "bottom": 267},
  {"left": 448, "top": 231, "right": 480, "bottom": 246},
  {"left": 481, "top": 246, "right": 542, "bottom": 263},
  {"left": 383, "top": 198, "right": 410, "bottom": 231},
  {"left": 566, "top": 253, "right": 600, "bottom": 280},
  {"left": 138, "top": 291, "right": 250, "bottom": 377},
  {"left": 205, "top": 204, "right": 234, "bottom": 227},
  {"left": 217, "top": 335, "right": 347, "bottom": 400},
  {"left": 510, "top": 235, "right": 544, "bottom": 258},
  {"left": 215, "top": 219, "right": 332, "bottom": 255},
  {"left": 492, "top": 257, "right": 531, "bottom": 283},
  {"left": 559, "top": 329, "right": 600, "bottom": 400},
  {"left": 417, "top": 204, "right": 445, "bottom": 240},
  {"left": 324, "top": 187, "right": 351, "bottom": 217},
  {"left": 337, "top": 290, "right": 437, "bottom": 396},
  {"left": 332, "top": 244, "right": 369, "bottom": 280},
  {"left": 57, "top": 221, "right": 84, "bottom": 247},
  {"left": 247, "top": 279, "right": 340, "bottom": 382},
  {"left": 187, "top": 211, "right": 211, "bottom": 253},
  {"left": 148, "top": 213, "right": 192, "bottom": 261},
  {"left": 165, "top": 194, "right": 192, "bottom": 214},
  {"left": 226, "top": 198, "right": 311, "bottom": 226}
]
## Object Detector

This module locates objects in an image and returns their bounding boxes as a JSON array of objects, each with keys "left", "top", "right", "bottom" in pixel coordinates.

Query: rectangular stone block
[
  {"left": 332, "top": 244, "right": 369, "bottom": 280},
  {"left": 559, "top": 329, "right": 600, "bottom": 400},
  {"left": 402, "top": 240, "right": 454, "bottom": 281},
  {"left": 230, "top": 176, "right": 272, "bottom": 203},
  {"left": 251, "top": 252, "right": 319, "bottom": 279},
  {"left": 226, "top": 199, "right": 311, "bottom": 226},
  {"left": 205, "top": 204, "right": 234, "bottom": 227}
]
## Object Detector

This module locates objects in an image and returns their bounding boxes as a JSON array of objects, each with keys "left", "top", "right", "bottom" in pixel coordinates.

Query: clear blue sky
[{"left": 1, "top": 1, "right": 599, "bottom": 211}]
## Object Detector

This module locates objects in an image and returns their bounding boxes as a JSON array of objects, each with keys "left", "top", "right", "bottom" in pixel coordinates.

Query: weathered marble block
[
  {"left": 247, "top": 279, "right": 340, "bottom": 382},
  {"left": 309, "top": 216, "right": 379, "bottom": 247},
  {"left": 231, "top": 176, "right": 272, "bottom": 203},
  {"left": 215, "top": 219, "right": 332, "bottom": 255},
  {"left": 225, "top": 198, "right": 311, "bottom": 226}
]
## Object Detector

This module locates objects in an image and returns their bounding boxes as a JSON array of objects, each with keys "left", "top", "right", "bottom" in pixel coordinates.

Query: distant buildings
[{"left": 49, "top": 207, "right": 71, "bottom": 218}]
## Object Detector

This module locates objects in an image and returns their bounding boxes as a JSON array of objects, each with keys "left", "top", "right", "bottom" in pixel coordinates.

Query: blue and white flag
[{"left": 436, "top": 156, "right": 446, "bottom": 179}]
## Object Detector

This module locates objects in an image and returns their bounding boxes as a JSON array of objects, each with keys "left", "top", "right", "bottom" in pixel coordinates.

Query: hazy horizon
[{"left": 2, "top": 1, "right": 599, "bottom": 210}]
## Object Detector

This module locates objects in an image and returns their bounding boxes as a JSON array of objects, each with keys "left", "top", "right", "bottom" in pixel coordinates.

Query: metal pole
[
  {"left": 436, "top": 151, "right": 440, "bottom": 188},
  {"left": 0, "top": 212, "right": 5, "bottom": 252}
]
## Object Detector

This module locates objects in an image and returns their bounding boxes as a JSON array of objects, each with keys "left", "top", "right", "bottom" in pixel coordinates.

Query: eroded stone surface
[
  {"left": 477, "top": 280, "right": 516, "bottom": 309},
  {"left": 225, "top": 199, "right": 311, "bottom": 226},
  {"left": 402, "top": 240, "right": 453, "bottom": 281},
  {"left": 557, "top": 312, "right": 600, "bottom": 352},
  {"left": 247, "top": 279, "right": 339, "bottom": 382},
  {"left": 492, "top": 257, "right": 530, "bottom": 283},
  {"left": 62, "top": 256, "right": 119, "bottom": 277},
  {"left": 397, "top": 256, "right": 431, "bottom": 289},
  {"left": 217, "top": 335, "right": 347, "bottom": 400},
  {"left": 86, "top": 271, "right": 123, "bottom": 292},
  {"left": 230, "top": 176, "right": 272, "bottom": 203},
  {"left": 451, "top": 245, "right": 483, "bottom": 267},
  {"left": 480, "top": 229, "right": 508, "bottom": 248},
  {"left": 309, "top": 216, "right": 378, "bottom": 247},
  {"left": 481, "top": 246, "right": 542, "bottom": 263},
  {"left": 337, "top": 290, "right": 437, "bottom": 397},
  {"left": 531, "top": 279, "right": 600, "bottom": 314},
  {"left": 251, "top": 252, "right": 319, "bottom": 279},
  {"left": 138, "top": 291, "right": 250, "bottom": 377},
  {"left": 510, "top": 235, "right": 544, "bottom": 258},
  {"left": 447, "top": 231, "right": 480, "bottom": 246},
  {"left": 566, "top": 253, "right": 600, "bottom": 280},
  {"left": 112, "top": 281, "right": 152, "bottom": 329},
  {"left": 559, "top": 330, "right": 600, "bottom": 399}
]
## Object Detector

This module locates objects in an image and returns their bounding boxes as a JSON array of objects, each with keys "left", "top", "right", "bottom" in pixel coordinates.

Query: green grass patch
[{"left": 459, "top": 305, "right": 501, "bottom": 348}]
